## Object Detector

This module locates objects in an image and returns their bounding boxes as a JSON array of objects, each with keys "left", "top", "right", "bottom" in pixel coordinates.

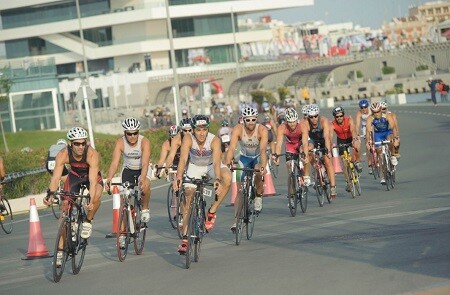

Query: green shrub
[
  {"left": 277, "top": 86, "right": 290, "bottom": 101},
  {"left": 416, "top": 64, "right": 429, "bottom": 71},
  {"left": 347, "top": 70, "right": 363, "bottom": 79},
  {"left": 250, "top": 90, "right": 275, "bottom": 105},
  {"left": 382, "top": 66, "right": 395, "bottom": 75}
]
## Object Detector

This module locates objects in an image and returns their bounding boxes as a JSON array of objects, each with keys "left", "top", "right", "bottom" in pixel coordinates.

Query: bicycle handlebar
[
  {"left": 230, "top": 167, "right": 263, "bottom": 173},
  {"left": 108, "top": 181, "right": 138, "bottom": 195},
  {"left": 374, "top": 140, "right": 393, "bottom": 145}
]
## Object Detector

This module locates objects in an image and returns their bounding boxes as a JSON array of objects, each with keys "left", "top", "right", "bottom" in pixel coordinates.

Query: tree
[{"left": 0, "top": 68, "right": 13, "bottom": 153}]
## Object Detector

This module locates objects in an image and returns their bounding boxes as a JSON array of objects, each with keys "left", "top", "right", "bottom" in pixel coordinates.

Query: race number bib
[
  {"left": 203, "top": 188, "right": 213, "bottom": 198},
  {"left": 221, "top": 134, "right": 230, "bottom": 143},
  {"left": 47, "top": 160, "right": 56, "bottom": 170}
]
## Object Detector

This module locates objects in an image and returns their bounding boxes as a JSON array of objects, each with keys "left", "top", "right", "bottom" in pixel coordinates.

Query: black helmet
[
  {"left": 191, "top": 114, "right": 210, "bottom": 128},
  {"left": 332, "top": 106, "right": 345, "bottom": 117},
  {"left": 221, "top": 119, "right": 229, "bottom": 127},
  {"left": 179, "top": 118, "right": 191, "bottom": 130}
]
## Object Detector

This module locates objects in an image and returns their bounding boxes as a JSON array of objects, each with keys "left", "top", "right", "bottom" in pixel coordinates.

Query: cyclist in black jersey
[
  {"left": 156, "top": 125, "right": 181, "bottom": 178},
  {"left": 166, "top": 118, "right": 191, "bottom": 170}
]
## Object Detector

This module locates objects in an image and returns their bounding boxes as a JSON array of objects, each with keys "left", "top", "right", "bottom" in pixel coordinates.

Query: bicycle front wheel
[
  {"left": 347, "top": 164, "right": 356, "bottom": 198},
  {"left": 51, "top": 196, "right": 62, "bottom": 219},
  {"left": 167, "top": 186, "right": 178, "bottom": 229},
  {"left": 246, "top": 188, "right": 256, "bottom": 240},
  {"left": 288, "top": 173, "right": 298, "bottom": 217},
  {"left": 314, "top": 168, "right": 325, "bottom": 207},
  {"left": 134, "top": 198, "right": 146, "bottom": 255},
  {"left": 117, "top": 205, "right": 130, "bottom": 262},
  {"left": 176, "top": 190, "right": 185, "bottom": 239},
  {"left": 382, "top": 156, "right": 390, "bottom": 191},
  {"left": 0, "top": 197, "right": 13, "bottom": 234},
  {"left": 71, "top": 208, "right": 86, "bottom": 275},
  {"left": 235, "top": 192, "right": 245, "bottom": 246},
  {"left": 185, "top": 202, "right": 197, "bottom": 269},
  {"left": 53, "top": 219, "right": 69, "bottom": 283}
]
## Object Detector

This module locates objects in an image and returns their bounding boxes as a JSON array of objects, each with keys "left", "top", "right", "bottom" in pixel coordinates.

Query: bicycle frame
[
  {"left": 310, "top": 146, "right": 331, "bottom": 204},
  {"left": 374, "top": 140, "right": 395, "bottom": 191},
  {"left": 339, "top": 143, "right": 361, "bottom": 198}
]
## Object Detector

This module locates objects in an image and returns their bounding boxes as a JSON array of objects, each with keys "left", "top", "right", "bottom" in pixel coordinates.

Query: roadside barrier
[
  {"left": 332, "top": 146, "right": 343, "bottom": 174},
  {"left": 229, "top": 168, "right": 237, "bottom": 206},
  {"left": 22, "top": 198, "right": 52, "bottom": 260},
  {"left": 263, "top": 163, "right": 277, "bottom": 196},
  {"left": 105, "top": 185, "right": 120, "bottom": 238}
]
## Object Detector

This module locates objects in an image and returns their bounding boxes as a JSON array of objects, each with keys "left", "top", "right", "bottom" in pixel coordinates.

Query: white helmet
[
  {"left": 56, "top": 138, "right": 67, "bottom": 145},
  {"left": 122, "top": 117, "right": 141, "bottom": 131},
  {"left": 301, "top": 105, "right": 310, "bottom": 115},
  {"left": 370, "top": 102, "right": 382, "bottom": 112},
  {"left": 67, "top": 127, "right": 88, "bottom": 141},
  {"left": 380, "top": 101, "right": 388, "bottom": 109},
  {"left": 307, "top": 104, "right": 320, "bottom": 117},
  {"left": 285, "top": 108, "right": 299, "bottom": 122},
  {"left": 241, "top": 107, "right": 258, "bottom": 118}
]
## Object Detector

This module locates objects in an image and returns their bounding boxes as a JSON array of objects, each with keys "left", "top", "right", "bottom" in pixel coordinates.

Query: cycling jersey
[
  {"left": 240, "top": 124, "right": 260, "bottom": 158},
  {"left": 65, "top": 145, "right": 103, "bottom": 192},
  {"left": 189, "top": 133, "right": 214, "bottom": 166},
  {"left": 332, "top": 117, "right": 352, "bottom": 140},
  {"left": 263, "top": 122, "right": 274, "bottom": 143},
  {"left": 122, "top": 135, "right": 143, "bottom": 170},
  {"left": 371, "top": 114, "right": 392, "bottom": 146},
  {"left": 284, "top": 122, "right": 302, "bottom": 153},
  {"left": 308, "top": 117, "right": 325, "bottom": 147},
  {"left": 360, "top": 112, "right": 370, "bottom": 136}
]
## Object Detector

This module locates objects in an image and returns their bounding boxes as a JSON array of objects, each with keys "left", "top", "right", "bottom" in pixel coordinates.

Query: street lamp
[
  {"left": 231, "top": 7, "right": 240, "bottom": 79},
  {"left": 165, "top": 0, "right": 182, "bottom": 123}
]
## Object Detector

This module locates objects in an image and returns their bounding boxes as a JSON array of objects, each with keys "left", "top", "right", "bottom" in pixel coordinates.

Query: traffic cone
[
  {"left": 22, "top": 198, "right": 52, "bottom": 260},
  {"left": 228, "top": 168, "right": 237, "bottom": 206},
  {"left": 105, "top": 185, "right": 120, "bottom": 238},
  {"left": 264, "top": 163, "right": 277, "bottom": 196},
  {"left": 332, "top": 145, "right": 343, "bottom": 174}
]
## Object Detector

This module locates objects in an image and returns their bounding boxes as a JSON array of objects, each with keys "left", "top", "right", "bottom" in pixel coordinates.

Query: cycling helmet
[
  {"left": 307, "top": 104, "right": 320, "bottom": 117},
  {"left": 264, "top": 114, "right": 271, "bottom": 122},
  {"left": 168, "top": 125, "right": 180, "bottom": 137},
  {"left": 179, "top": 118, "right": 191, "bottom": 130},
  {"left": 332, "top": 106, "right": 345, "bottom": 117},
  {"left": 221, "top": 119, "right": 229, "bottom": 127},
  {"left": 191, "top": 114, "right": 210, "bottom": 128},
  {"left": 122, "top": 117, "right": 141, "bottom": 131},
  {"left": 56, "top": 138, "right": 67, "bottom": 145},
  {"left": 301, "top": 105, "right": 310, "bottom": 116},
  {"left": 67, "top": 127, "right": 88, "bottom": 141},
  {"left": 241, "top": 107, "right": 258, "bottom": 118},
  {"left": 182, "top": 109, "right": 188, "bottom": 115},
  {"left": 285, "top": 108, "right": 299, "bottom": 122},
  {"left": 380, "top": 101, "right": 388, "bottom": 109},
  {"left": 359, "top": 99, "right": 369, "bottom": 109},
  {"left": 370, "top": 102, "right": 382, "bottom": 112}
]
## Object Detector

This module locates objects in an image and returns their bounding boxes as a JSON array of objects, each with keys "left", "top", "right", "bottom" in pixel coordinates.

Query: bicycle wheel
[
  {"left": 0, "top": 197, "right": 13, "bottom": 234},
  {"left": 167, "top": 186, "right": 178, "bottom": 229},
  {"left": 51, "top": 196, "right": 62, "bottom": 219},
  {"left": 322, "top": 170, "right": 332, "bottom": 204},
  {"left": 288, "top": 173, "right": 297, "bottom": 217},
  {"left": 134, "top": 197, "right": 146, "bottom": 255},
  {"left": 117, "top": 205, "right": 130, "bottom": 262},
  {"left": 347, "top": 164, "right": 356, "bottom": 198},
  {"left": 53, "top": 219, "right": 69, "bottom": 283},
  {"left": 298, "top": 176, "right": 307, "bottom": 213},
  {"left": 194, "top": 202, "right": 205, "bottom": 262},
  {"left": 71, "top": 209, "right": 86, "bottom": 275},
  {"left": 176, "top": 190, "right": 185, "bottom": 239},
  {"left": 354, "top": 170, "right": 362, "bottom": 196},
  {"left": 234, "top": 190, "right": 245, "bottom": 246},
  {"left": 246, "top": 187, "right": 256, "bottom": 240},
  {"left": 381, "top": 155, "right": 390, "bottom": 191},
  {"left": 270, "top": 162, "right": 278, "bottom": 178},
  {"left": 370, "top": 150, "right": 379, "bottom": 179},
  {"left": 185, "top": 202, "right": 197, "bottom": 269}
]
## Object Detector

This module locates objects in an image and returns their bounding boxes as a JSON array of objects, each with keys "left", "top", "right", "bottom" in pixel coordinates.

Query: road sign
[{"left": 75, "top": 80, "right": 97, "bottom": 102}]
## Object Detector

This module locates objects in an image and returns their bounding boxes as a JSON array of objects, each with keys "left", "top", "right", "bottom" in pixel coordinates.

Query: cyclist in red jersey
[
  {"left": 273, "top": 108, "right": 312, "bottom": 186},
  {"left": 330, "top": 106, "right": 362, "bottom": 191}
]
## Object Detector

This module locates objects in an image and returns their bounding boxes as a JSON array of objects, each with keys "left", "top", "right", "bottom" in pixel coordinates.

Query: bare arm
[
  {"left": 0, "top": 157, "right": 5, "bottom": 180},
  {"left": 175, "top": 135, "right": 192, "bottom": 181},
  {"left": 87, "top": 147, "right": 101, "bottom": 201},
  {"left": 106, "top": 138, "right": 123, "bottom": 181},
  {"left": 322, "top": 117, "right": 332, "bottom": 153},
  {"left": 348, "top": 116, "right": 358, "bottom": 139},
  {"left": 258, "top": 126, "right": 269, "bottom": 170},
  {"left": 166, "top": 134, "right": 182, "bottom": 168},
  {"left": 224, "top": 124, "right": 242, "bottom": 165},
  {"left": 301, "top": 122, "right": 310, "bottom": 156},
  {"left": 211, "top": 136, "right": 223, "bottom": 180},
  {"left": 355, "top": 111, "right": 361, "bottom": 135},
  {"left": 157, "top": 140, "right": 171, "bottom": 166},
  {"left": 140, "top": 137, "right": 151, "bottom": 180},
  {"left": 274, "top": 124, "right": 285, "bottom": 156}
]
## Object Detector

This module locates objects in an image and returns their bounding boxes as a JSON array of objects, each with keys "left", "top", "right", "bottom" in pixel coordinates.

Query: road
[{"left": 0, "top": 104, "right": 449, "bottom": 295}]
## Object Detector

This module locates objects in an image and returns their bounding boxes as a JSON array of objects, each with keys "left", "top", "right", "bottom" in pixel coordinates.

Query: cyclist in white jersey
[
  {"left": 355, "top": 99, "right": 372, "bottom": 172},
  {"left": 173, "top": 115, "right": 231, "bottom": 254},
  {"left": 225, "top": 107, "right": 268, "bottom": 232},
  {"left": 105, "top": 118, "right": 152, "bottom": 225},
  {"left": 380, "top": 101, "right": 401, "bottom": 158}
]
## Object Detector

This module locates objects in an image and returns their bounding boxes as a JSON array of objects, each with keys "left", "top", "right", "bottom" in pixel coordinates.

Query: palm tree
[{"left": 0, "top": 68, "right": 12, "bottom": 153}]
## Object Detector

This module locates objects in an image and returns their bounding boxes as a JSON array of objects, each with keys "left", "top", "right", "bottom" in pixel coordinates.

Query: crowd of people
[{"left": 36, "top": 97, "right": 401, "bottom": 264}]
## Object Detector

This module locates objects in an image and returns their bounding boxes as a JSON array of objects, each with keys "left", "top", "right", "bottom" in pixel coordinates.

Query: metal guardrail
[{"left": 3, "top": 167, "right": 47, "bottom": 184}]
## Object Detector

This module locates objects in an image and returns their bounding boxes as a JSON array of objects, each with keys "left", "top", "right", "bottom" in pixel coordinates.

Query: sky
[{"left": 252, "top": 0, "right": 434, "bottom": 29}]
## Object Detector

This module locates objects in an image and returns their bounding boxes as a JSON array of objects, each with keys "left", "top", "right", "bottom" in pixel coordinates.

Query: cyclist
[
  {"left": 156, "top": 125, "right": 180, "bottom": 178},
  {"left": 380, "top": 101, "right": 401, "bottom": 158},
  {"left": 276, "top": 105, "right": 286, "bottom": 125},
  {"left": 218, "top": 119, "right": 232, "bottom": 154},
  {"left": 43, "top": 127, "right": 104, "bottom": 265},
  {"left": 355, "top": 99, "right": 372, "bottom": 173},
  {"left": 46, "top": 139, "right": 69, "bottom": 184},
  {"left": 273, "top": 107, "right": 311, "bottom": 186},
  {"left": 165, "top": 118, "right": 192, "bottom": 169},
  {"left": 263, "top": 114, "right": 278, "bottom": 157},
  {"left": 301, "top": 104, "right": 310, "bottom": 120},
  {"left": 301, "top": 104, "right": 337, "bottom": 199},
  {"left": 330, "top": 106, "right": 362, "bottom": 192},
  {"left": 225, "top": 107, "right": 268, "bottom": 231},
  {"left": 366, "top": 102, "right": 399, "bottom": 185},
  {"left": 105, "top": 118, "right": 152, "bottom": 228},
  {"left": 173, "top": 115, "right": 231, "bottom": 254}
]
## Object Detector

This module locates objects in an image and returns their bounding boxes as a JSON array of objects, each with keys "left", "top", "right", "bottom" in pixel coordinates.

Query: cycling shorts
[
  {"left": 63, "top": 170, "right": 103, "bottom": 193},
  {"left": 337, "top": 137, "right": 353, "bottom": 156},
  {"left": 184, "top": 162, "right": 227, "bottom": 188},
  {"left": 373, "top": 131, "right": 390, "bottom": 147},
  {"left": 236, "top": 154, "right": 260, "bottom": 182}
]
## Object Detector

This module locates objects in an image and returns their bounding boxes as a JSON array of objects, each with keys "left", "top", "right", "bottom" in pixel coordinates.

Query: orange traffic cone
[
  {"left": 332, "top": 146, "right": 343, "bottom": 174},
  {"left": 22, "top": 198, "right": 52, "bottom": 260},
  {"left": 105, "top": 185, "right": 120, "bottom": 238},
  {"left": 228, "top": 168, "right": 237, "bottom": 206},
  {"left": 264, "top": 163, "right": 277, "bottom": 196}
]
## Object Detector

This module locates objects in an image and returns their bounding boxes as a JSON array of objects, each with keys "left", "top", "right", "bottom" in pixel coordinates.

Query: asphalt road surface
[{"left": 1, "top": 104, "right": 449, "bottom": 295}]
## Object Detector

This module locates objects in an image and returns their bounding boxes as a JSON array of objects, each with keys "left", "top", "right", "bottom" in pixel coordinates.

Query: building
[{"left": 0, "top": 0, "right": 313, "bottom": 132}]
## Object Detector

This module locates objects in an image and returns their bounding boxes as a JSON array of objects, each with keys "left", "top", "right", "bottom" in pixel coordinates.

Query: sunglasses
[
  {"left": 126, "top": 131, "right": 139, "bottom": 136},
  {"left": 183, "top": 129, "right": 192, "bottom": 132},
  {"left": 361, "top": 106, "right": 368, "bottom": 109},
  {"left": 335, "top": 114, "right": 344, "bottom": 118},
  {"left": 308, "top": 115, "right": 319, "bottom": 119},
  {"left": 72, "top": 141, "right": 86, "bottom": 147},
  {"left": 244, "top": 118, "right": 257, "bottom": 123},
  {"left": 372, "top": 110, "right": 381, "bottom": 114},
  {"left": 381, "top": 108, "right": 387, "bottom": 111}
]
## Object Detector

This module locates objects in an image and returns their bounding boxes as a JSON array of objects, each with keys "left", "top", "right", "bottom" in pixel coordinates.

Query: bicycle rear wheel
[
  {"left": 167, "top": 186, "right": 178, "bottom": 229},
  {"left": 246, "top": 188, "right": 256, "bottom": 240},
  {"left": 288, "top": 173, "right": 297, "bottom": 217},
  {"left": 134, "top": 197, "right": 146, "bottom": 255},
  {"left": 117, "top": 205, "right": 130, "bottom": 262},
  {"left": 53, "top": 219, "right": 69, "bottom": 283},
  {"left": 235, "top": 192, "right": 245, "bottom": 246},
  {"left": 0, "top": 197, "right": 13, "bottom": 234}
]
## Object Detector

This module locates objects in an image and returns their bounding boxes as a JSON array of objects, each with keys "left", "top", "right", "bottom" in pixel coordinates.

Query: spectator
[
  {"left": 427, "top": 77, "right": 437, "bottom": 107},
  {"left": 436, "top": 80, "right": 449, "bottom": 103}
]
